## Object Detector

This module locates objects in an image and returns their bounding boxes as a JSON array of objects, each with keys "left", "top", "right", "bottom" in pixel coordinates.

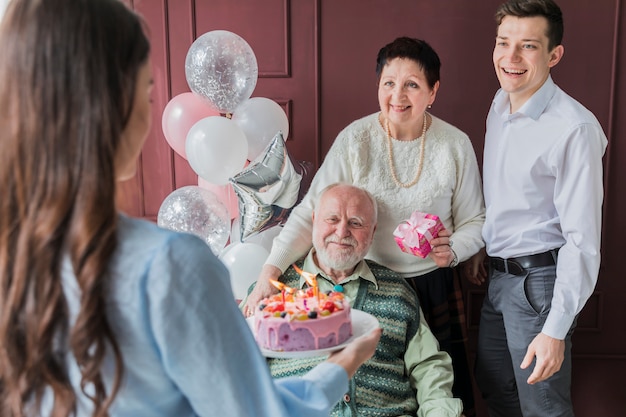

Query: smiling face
[
  {"left": 115, "top": 58, "right": 154, "bottom": 181},
  {"left": 378, "top": 58, "right": 438, "bottom": 138},
  {"left": 312, "top": 185, "right": 377, "bottom": 275},
  {"left": 493, "top": 15, "right": 564, "bottom": 112}
]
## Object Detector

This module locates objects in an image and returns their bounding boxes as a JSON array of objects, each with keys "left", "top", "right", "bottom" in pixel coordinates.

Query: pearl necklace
[{"left": 384, "top": 113, "right": 428, "bottom": 188}]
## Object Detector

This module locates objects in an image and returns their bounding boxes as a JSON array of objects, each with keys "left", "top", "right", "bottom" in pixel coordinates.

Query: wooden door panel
[{"left": 164, "top": 0, "right": 319, "bottom": 191}]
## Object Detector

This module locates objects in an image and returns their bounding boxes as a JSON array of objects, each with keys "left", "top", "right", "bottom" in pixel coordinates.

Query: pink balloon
[
  {"left": 198, "top": 176, "right": 239, "bottom": 220},
  {"left": 161, "top": 92, "right": 219, "bottom": 159}
]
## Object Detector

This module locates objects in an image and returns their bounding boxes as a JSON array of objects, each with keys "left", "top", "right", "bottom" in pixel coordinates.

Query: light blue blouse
[{"left": 42, "top": 215, "right": 347, "bottom": 416}]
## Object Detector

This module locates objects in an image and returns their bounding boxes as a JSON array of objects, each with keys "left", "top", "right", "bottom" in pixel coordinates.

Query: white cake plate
[{"left": 246, "top": 309, "right": 380, "bottom": 359}]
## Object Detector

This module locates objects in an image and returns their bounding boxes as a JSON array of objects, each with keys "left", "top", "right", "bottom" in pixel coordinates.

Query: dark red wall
[{"left": 124, "top": 1, "right": 626, "bottom": 415}]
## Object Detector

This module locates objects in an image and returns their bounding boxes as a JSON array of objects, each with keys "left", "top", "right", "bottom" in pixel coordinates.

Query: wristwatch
[{"left": 449, "top": 248, "right": 459, "bottom": 268}]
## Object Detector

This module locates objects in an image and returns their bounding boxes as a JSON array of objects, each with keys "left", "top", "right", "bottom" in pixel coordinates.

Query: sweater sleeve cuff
[{"left": 265, "top": 246, "right": 298, "bottom": 273}]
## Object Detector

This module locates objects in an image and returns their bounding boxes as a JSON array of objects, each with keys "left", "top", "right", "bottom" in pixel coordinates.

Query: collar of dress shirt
[{"left": 493, "top": 75, "right": 557, "bottom": 120}]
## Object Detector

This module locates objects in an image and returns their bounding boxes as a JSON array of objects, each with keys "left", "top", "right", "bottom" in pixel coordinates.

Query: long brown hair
[{"left": 0, "top": 0, "right": 150, "bottom": 415}]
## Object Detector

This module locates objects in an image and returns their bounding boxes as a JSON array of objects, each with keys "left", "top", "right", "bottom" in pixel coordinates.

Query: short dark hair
[
  {"left": 375, "top": 37, "right": 440, "bottom": 89},
  {"left": 495, "top": 0, "right": 564, "bottom": 50}
]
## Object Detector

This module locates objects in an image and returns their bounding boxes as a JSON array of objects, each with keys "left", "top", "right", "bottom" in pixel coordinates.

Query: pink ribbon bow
[{"left": 393, "top": 212, "right": 443, "bottom": 257}]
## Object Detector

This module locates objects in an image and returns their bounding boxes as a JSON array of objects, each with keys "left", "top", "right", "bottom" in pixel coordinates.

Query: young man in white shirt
[{"left": 466, "top": 0, "right": 608, "bottom": 416}]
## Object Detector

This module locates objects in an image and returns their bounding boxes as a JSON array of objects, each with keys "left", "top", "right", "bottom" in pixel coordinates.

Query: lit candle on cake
[
  {"left": 292, "top": 264, "right": 319, "bottom": 303},
  {"left": 269, "top": 279, "right": 293, "bottom": 304}
]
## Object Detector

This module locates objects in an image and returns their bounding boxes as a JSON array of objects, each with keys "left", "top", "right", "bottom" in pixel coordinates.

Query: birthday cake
[{"left": 254, "top": 286, "right": 352, "bottom": 352}]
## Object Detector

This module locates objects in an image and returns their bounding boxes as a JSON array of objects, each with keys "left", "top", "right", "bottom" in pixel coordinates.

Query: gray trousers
[{"left": 475, "top": 265, "right": 575, "bottom": 417}]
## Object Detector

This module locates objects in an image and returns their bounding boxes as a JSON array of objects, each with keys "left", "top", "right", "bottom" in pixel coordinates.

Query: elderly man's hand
[{"left": 242, "top": 264, "right": 281, "bottom": 317}]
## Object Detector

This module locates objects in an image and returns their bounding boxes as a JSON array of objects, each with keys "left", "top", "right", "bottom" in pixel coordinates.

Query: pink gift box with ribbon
[{"left": 393, "top": 211, "right": 444, "bottom": 258}]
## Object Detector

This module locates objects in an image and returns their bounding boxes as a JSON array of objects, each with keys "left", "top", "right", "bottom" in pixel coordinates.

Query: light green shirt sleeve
[{"left": 405, "top": 309, "right": 463, "bottom": 417}]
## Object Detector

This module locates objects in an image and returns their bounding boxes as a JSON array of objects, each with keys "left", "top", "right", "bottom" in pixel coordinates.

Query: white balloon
[
  {"left": 0, "top": 1, "right": 7, "bottom": 21},
  {"left": 232, "top": 97, "right": 290, "bottom": 161},
  {"left": 230, "top": 218, "right": 241, "bottom": 245},
  {"left": 186, "top": 116, "right": 248, "bottom": 185},
  {"left": 219, "top": 242, "right": 269, "bottom": 300}
]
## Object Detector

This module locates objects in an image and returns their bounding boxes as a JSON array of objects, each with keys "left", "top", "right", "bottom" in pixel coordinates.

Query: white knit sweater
[{"left": 266, "top": 112, "right": 485, "bottom": 277}]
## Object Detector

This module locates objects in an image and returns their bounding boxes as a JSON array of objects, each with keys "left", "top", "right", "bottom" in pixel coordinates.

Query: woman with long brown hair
[{"left": 0, "top": 1, "right": 379, "bottom": 416}]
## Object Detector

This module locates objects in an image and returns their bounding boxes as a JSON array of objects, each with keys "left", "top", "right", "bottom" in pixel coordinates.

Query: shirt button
[{"left": 343, "top": 394, "right": 350, "bottom": 403}]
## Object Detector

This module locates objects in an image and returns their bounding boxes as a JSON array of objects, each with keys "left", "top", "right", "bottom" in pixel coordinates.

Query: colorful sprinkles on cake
[
  {"left": 261, "top": 268, "right": 346, "bottom": 321},
  {"left": 255, "top": 267, "right": 353, "bottom": 351}
]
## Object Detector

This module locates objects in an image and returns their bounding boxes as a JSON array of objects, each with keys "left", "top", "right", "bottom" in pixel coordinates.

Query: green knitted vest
[{"left": 268, "top": 259, "right": 420, "bottom": 417}]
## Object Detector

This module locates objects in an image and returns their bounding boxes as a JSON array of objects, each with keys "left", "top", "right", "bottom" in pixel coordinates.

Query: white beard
[
  {"left": 315, "top": 246, "right": 363, "bottom": 271},
  {"left": 314, "top": 234, "right": 369, "bottom": 271}
]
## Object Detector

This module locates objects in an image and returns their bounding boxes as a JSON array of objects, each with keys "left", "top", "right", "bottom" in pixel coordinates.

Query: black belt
[{"left": 489, "top": 249, "right": 559, "bottom": 276}]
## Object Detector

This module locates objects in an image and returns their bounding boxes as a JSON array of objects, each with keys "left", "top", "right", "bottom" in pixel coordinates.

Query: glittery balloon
[
  {"left": 157, "top": 186, "right": 230, "bottom": 253},
  {"left": 185, "top": 30, "right": 258, "bottom": 114},
  {"left": 230, "top": 132, "right": 302, "bottom": 241}
]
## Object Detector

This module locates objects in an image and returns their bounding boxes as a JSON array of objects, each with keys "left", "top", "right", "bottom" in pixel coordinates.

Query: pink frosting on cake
[{"left": 254, "top": 293, "right": 352, "bottom": 352}]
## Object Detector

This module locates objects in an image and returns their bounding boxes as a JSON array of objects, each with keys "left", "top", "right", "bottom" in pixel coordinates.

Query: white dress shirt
[{"left": 483, "top": 75, "right": 608, "bottom": 339}]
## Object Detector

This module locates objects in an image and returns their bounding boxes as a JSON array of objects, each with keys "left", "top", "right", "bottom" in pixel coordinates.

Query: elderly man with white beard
[{"left": 243, "top": 183, "right": 463, "bottom": 417}]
